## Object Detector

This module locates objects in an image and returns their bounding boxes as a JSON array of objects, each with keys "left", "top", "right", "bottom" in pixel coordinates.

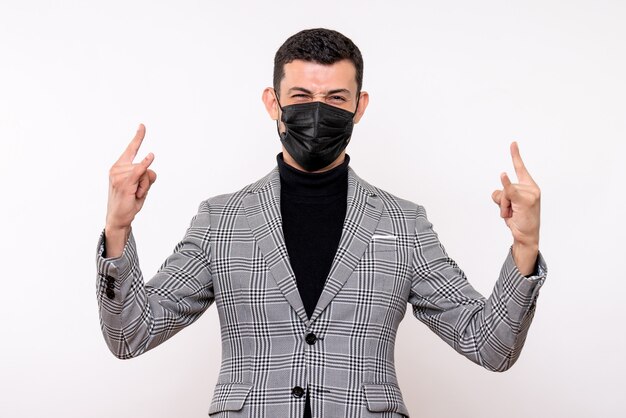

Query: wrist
[
  {"left": 105, "top": 224, "right": 131, "bottom": 239},
  {"left": 104, "top": 225, "right": 131, "bottom": 259},
  {"left": 512, "top": 242, "right": 539, "bottom": 276}
]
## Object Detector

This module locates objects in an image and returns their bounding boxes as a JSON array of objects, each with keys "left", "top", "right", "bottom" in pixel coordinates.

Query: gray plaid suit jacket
[{"left": 96, "top": 167, "right": 546, "bottom": 418}]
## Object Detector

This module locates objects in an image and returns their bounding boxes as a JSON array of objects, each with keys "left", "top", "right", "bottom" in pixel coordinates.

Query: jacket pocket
[
  {"left": 362, "top": 382, "right": 410, "bottom": 416},
  {"left": 208, "top": 382, "right": 254, "bottom": 415},
  {"left": 369, "top": 235, "right": 398, "bottom": 252}
]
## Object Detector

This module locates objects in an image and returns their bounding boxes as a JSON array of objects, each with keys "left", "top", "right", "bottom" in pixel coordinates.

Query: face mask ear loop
[
  {"left": 353, "top": 91, "right": 361, "bottom": 119},
  {"left": 274, "top": 89, "right": 285, "bottom": 139},
  {"left": 274, "top": 88, "right": 284, "bottom": 111}
]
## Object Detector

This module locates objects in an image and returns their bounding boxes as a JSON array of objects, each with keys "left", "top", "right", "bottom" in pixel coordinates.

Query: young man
[{"left": 97, "top": 28, "right": 546, "bottom": 418}]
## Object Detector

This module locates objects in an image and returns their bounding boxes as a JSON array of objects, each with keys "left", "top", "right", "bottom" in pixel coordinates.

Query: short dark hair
[{"left": 273, "top": 28, "right": 364, "bottom": 96}]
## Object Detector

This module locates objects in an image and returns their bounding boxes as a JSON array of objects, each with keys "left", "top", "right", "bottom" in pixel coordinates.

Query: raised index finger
[
  {"left": 117, "top": 124, "right": 146, "bottom": 163},
  {"left": 510, "top": 141, "right": 535, "bottom": 184}
]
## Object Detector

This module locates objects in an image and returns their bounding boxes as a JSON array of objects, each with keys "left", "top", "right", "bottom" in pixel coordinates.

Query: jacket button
[
  {"left": 305, "top": 333, "right": 317, "bottom": 345},
  {"left": 106, "top": 289, "right": 115, "bottom": 299},
  {"left": 291, "top": 386, "right": 305, "bottom": 398}
]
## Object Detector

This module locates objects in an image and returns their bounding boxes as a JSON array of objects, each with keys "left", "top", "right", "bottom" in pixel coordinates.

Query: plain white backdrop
[{"left": 1, "top": 1, "right": 624, "bottom": 417}]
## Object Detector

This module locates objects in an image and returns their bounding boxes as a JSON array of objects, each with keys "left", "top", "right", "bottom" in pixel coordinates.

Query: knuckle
[
  {"left": 109, "top": 173, "right": 122, "bottom": 188},
  {"left": 132, "top": 164, "right": 145, "bottom": 176}
]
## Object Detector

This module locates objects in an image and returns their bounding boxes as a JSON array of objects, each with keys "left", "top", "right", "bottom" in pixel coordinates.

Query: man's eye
[{"left": 328, "top": 96, "right": 347, "bottom": 102}]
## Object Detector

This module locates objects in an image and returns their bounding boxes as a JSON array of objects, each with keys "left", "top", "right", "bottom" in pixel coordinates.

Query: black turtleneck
[
  {"left": 277, "top": 154, "right": 349, "bottom": 418},
  {"left": 277, "top": 153, "right": 349, "bottom": 319}
]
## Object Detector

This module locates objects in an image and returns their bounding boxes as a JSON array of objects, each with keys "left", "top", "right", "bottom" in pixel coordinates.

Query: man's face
[
  {"left": 262, "top": 59, "right": 369, "bottom": 172},
  {"left": 278, "top": 59, "right": 360, "bottom": 112},
  {"left": 263, "top": 59, "right": 368, "bottom": 128}
]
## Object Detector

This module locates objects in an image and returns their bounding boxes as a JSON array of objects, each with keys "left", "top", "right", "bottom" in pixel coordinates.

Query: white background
[{"left": 1, "top": 1, "right": 624, "bottom": 417}]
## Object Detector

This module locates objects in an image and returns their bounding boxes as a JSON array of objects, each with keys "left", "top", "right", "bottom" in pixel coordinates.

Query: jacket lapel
[
  {"left": 242, "top": 169, "right": 309, "bottom": 325},
  {"left": 309, "top": 169, "right": 384, "bottom": 323}
]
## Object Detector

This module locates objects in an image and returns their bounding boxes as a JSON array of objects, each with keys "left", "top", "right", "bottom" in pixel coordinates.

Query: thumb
[
  {"left": 147, "top": 169, "right": 157, "bottom": 185},
  {"left": 136, "top": 172, "right": 153, "bottom": 199},
  {"left": 491, "top": 190, "right": 502, "bottom": 205}
]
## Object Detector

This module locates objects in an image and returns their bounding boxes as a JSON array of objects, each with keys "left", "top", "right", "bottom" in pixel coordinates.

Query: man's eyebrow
[
  {"left": 327, "top": 88, "right": 351, "bottom": 95},
  {"left": 286, "top": 87, "right": 353, "bottom": 96},
  {"left": 287, "top": 87, "right": 314, "bottom": 95}
]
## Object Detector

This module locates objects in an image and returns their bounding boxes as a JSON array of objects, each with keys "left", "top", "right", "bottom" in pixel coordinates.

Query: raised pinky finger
[
  {"left": 500, "top": 172, "right": 512, "bottom": 187},
  {"left": 140, "top": 153, "right": 155, "bottom": 168}
]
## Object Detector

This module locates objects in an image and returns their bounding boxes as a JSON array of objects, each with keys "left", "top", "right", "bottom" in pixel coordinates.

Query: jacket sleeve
[
  {"left": 408, "top": 205, "right": 546, "bottom": 372},
  {"left": 95, "top": 201, "right": 214, "bottom": 359}
]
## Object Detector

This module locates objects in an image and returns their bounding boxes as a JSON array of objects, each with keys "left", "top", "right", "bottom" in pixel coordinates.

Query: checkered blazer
[{"left": 96, "top": 167, "right": 546, "bottom": 418}]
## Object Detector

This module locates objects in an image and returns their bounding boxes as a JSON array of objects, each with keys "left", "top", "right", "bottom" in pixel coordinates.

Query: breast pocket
[
  {"left": 360, "top": 235, "right": 410, "bottom": 300},
  {"left": 370, "top": 235, "right": 398, "bottom": 253}
]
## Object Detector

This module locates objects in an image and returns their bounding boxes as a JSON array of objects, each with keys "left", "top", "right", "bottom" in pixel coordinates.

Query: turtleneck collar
[{"left": 277, "top": 153, "right": 349, "bottom": 198}]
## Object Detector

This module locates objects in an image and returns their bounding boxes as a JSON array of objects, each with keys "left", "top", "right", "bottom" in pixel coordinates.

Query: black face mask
[{"left": 276, "top": 95, "right": 357, "bottom": 172}]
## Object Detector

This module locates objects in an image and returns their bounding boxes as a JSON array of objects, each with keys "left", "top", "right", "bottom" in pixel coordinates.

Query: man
[{"left": 97, "top": 28, "right": 546, "bottom": 418}]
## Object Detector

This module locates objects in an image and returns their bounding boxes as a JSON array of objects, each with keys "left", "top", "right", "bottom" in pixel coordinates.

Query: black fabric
[
  {"left": 278, "top": 101, "right": 355, "bottom": 171},
  {"left": 303, "top": 386, "right": 312, "bottom": 418},
  {"left": 278, "top": 153, "right": 349, "bottom": 318},
  {"left": 277, "top": 153, "right": 349, "bottom": 418}
]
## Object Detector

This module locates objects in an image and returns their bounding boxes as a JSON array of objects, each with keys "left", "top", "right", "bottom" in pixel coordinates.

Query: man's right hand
[{"left": 104, "top": 124, "right": 157, "bottom": 258}]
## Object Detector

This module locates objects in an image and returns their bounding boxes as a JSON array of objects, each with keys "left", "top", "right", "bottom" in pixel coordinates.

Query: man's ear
[
  {"left": 353, "top": 91, "right": 369, "bottom": 124},
  {"left": 262, "top": 88, "right": 280, "bottom": 120}
]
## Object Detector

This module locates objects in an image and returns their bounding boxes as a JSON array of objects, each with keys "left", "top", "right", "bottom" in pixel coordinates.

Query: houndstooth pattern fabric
[{"left": 96, "top": 167, "right": 546, "bottom": 418}]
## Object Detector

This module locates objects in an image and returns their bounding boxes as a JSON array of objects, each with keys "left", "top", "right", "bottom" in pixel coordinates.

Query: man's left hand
[{"left": 491, "top": 142, "right": 541, "bottom": 276}]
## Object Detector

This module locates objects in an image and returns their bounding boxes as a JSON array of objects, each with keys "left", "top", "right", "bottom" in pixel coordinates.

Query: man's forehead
[{"left": 280, "top": 59, "right": 358, "bottom": 92}]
